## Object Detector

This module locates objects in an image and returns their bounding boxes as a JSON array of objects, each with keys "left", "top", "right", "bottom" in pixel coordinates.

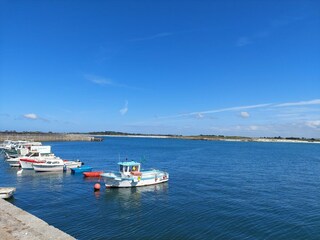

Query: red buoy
[{"left": 94, "top": 183, "right": 101, "bottom": 191}]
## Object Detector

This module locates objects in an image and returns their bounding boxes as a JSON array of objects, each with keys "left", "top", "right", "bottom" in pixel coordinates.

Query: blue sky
[{"left": 0, "top": 0, "right": 320, "bottom": 137}]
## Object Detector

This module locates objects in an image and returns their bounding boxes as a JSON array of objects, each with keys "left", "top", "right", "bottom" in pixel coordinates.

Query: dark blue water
[{"left": 1, "top": 137, "right": 320, "bottom": 239}]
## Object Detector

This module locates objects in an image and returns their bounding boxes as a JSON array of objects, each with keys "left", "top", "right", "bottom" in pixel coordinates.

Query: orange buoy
[{"left": 94, "top": 183, "right": 101, "bottom": 191}]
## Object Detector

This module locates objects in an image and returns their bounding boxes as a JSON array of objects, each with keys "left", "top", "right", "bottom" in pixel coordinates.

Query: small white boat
[
  {"left": 19, "top": 146, "right": 55, "bottom": 169},
  {"left": 0, "top": 187, "right": 16, "bottom": 199},
  {"left": 6, "top": 157, "right": 21, "bottom": 167},
  {"left": 5, "top": 145, "right": 48, "bottom": 168},
  {"left": 0, "top": 140, "right": 14, "bottom": 150},
  {"left": 63, "top": 160, "right": 83, "bottom": 171},
  {"left": 100, "top": 161, "right": 169, "bottom": 188},
  {"left": 33, "top": 159, "right": 65, "bottom": 172}
]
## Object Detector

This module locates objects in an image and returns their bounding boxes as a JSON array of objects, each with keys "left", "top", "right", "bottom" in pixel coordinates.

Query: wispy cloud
[
  {"left": 196, "top": 113, "right": 205, "bottom": 119},
  {"left": 275, "top": 99, "right": 320, "bottom": 107},
  {"left": 214, "top": 123, "right": 301, "bottom": 137},
  {"left": 158, "top": 99, "right": 320, "bottom": 120},
  {"left": 240, "top": 111, "right": 250, "bottom": 118},
  {"left": 85, "top": 74, "right": 143, "bottom": 90},
  {"left": 236, "top": 16, "right": 304, "bottom": 47},
  {"left": 210, "top": 124, "right": 270, "bottom": 133},
  {"left": 23, "top": 113, "right": 49, "bottom": 122},
  {"left": 129, "top": 32, "right": 174, "bottom": 42},
  {"left": 158, "top": 103, "right": 271, "bottom": 120},
  {"left": 120, "top": 101, "right": 129, "bottom": 115},
  {"left": 85, "top": 74, "right": 114, "bottom": 86},
  {"left": 130, "top": 98, "right": 320, "bottom": 137},
  {"left": 23, "top": 113, "right": 38, "bottom": 120},
  {"left": 129, "top": 29, "right": 201, "bottom": 42},
  {"left": 305, "top": 120, "right": 320, "bottom": 129},
  {"left": 236, "top": 31, "right": 270, "bottom": 47}
]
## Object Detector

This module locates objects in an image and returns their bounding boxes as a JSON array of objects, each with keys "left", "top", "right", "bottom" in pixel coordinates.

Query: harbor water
[{"left": 1, "top": 137, "right": 320, "bottom": 239}]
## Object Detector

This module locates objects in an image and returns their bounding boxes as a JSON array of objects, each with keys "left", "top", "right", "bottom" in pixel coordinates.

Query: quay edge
[
  {"left": 0, "top": 133, "right": 102, "bottom": 142},
  {"left": 0, "top": 198, "right": 75, "bottom": 240}
]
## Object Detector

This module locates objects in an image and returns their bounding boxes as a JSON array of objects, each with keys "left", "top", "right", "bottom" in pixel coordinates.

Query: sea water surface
[{"left": 1, "top": 137, "right": 320, "bottom": 239}]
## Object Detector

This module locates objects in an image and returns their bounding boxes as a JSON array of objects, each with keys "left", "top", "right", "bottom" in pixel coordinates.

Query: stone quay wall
[{"left": 0, "top": 133, "right": 97, "bottom": 142}]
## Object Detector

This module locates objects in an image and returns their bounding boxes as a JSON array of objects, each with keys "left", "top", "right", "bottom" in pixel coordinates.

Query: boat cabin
[{"left": 118, "top": 161, "right": 141, "bottom": 175}]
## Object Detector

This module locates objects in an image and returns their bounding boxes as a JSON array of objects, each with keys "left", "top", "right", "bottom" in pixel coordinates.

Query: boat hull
[
  {"left": 33, "top": 164, "right": 64, "bottom": 172},
  {"left": 71, "top": 166, "right": 92, "bottom": 173},
  {"left": 64, "top": 161, "right": 83, "bottom": 171},
  {"left": 6, "top": 158, "right": 20, "bottom": 167},
  {"left": 19, "top": 158, "right": 45, "bottom": 170},
  {"left": 20, "top": 159, "right": 34, "bottom": 169},
  {"left": 83, "top": 171, "right": 103, "bottom": 177},
  {"left": 0, "top": 187, "right": 16, "bottom": 199},
  {"left": 105, "top": 178, "right": 169, "bottom": 188},
  {"left": 101, "top": 171, "right": 169, "bottom": 188}
]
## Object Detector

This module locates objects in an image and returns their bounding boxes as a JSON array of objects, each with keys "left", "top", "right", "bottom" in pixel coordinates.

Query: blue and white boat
[
  {"left": 100, "top": 161, "right": 169, "bottom": 188},
  {"left": 70, "top": 166, "right": 93, "bottom": 173}
]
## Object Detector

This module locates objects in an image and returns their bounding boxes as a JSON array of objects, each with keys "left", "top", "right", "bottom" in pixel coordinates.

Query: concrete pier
[
  {"left": 0, "top": 133, "right": 100, "bottom": 142},
  {"left": 0, "top": 199, "right": 75, "bottom": 240}
]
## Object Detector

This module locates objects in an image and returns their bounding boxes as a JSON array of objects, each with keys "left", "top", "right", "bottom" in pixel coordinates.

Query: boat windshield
[
  {"left": 130, "top": 165, "right": 139, "bottom": 171},
  {"left": 119, "top": 165, "right": 132, "bottom": 172},
  {"left": 119, "top": 162, "right": 140, "bottom": 172},
  {"left": 120, "top": 165, "right": 127, "bottom": 172},
  {"left": 26, "top": 152, "right": 39, "bottom": 157}
]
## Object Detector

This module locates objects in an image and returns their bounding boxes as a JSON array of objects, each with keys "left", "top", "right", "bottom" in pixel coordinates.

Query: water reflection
[
  {"left": 94, "top": 190, "right": 101, "bottom": 199},
  {"left": 103, "top": 183, "right": 169, "bottom": 209},
  {"left": 16, "top": 169, "right": 65, "bottom": 191},
  {"left": 83, "top": 176, "right": 103, "bottom": 183}
]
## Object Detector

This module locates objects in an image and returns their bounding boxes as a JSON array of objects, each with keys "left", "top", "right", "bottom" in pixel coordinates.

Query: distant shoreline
[
  {"left": 1, "top": 132, "right": 319, "bottom": 144},
  {"left": 98, "top": 134, "right": 320, "bottom": 144}
]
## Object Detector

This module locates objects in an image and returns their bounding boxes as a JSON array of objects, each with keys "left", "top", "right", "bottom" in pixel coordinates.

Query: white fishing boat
[
  {"left": 6, "top": 157, "right": 21, "bottom": 167},
  {"left": 2, "top": 140, "right": 30, "bottom": 150},
  {"left": 19, "top": 157, "right": 45, "bottom": 169},
  {"left": 33, "top": 159, "right": 65, "bottom": 172},
  {"left": 0, "top": 187, "right": 16, "bottom": 199},
  {"left": 3, "top": 151, "right": 18, "bottom": 160},
  {"left": 0, "top": 140, "right": 14, "bottom": 150},
  {"left": 19, "top": 146, "right": 54, "bottom": 169},
  {"left": 4, "top": 144, "right": 46, "bottom": 167},
  {"left": 63, "top": 160, "right": 83, "bottom": 170},
  {"left": 100, "top": 161, "right": 169, "bottom": 188}
]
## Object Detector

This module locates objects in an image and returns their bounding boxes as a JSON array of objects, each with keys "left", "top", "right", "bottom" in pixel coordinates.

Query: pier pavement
[{"left": 0, "top": 199, "right": 75, "bottom": 240}]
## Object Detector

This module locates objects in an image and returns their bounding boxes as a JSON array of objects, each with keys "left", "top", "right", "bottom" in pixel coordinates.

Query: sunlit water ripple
[{"left": 1, "top": 137, "right": 320, "bottom": 239}]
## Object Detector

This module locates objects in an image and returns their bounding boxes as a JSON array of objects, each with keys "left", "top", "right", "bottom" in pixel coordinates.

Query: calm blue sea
[{"left": 1, "top": 137, "right": 320, "bottom": 239}]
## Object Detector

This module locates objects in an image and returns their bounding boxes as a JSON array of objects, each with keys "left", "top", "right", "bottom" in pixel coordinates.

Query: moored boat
[
  {"left": 83, "top": 171, "right": 103, "bottom": 177},
  {"left": 71, "top": 166, "right": 93, "bottom": 173},
  {"left": 19, "top": 158, "right": 46, "bottom": 169},
  {"left": 19, "top": 146, "right": 61, "bottom": 170},
  {"left": 0, "top": 187, "right": 16, "bottom": 199},
  {"left": 100, "top": 161, "right": 169, "bottom": 188},
  {"left": 63, "top": 160, "right": 83, "bottom": 171},
  {"left": 6, "top": 157, "right": 21, "bottom": 167},
  {"left": 0, "top": 140, "right": 15, "bottom": 150},
  {"left": 33, "top": 159, "right": 64, "bottom": 172}
]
